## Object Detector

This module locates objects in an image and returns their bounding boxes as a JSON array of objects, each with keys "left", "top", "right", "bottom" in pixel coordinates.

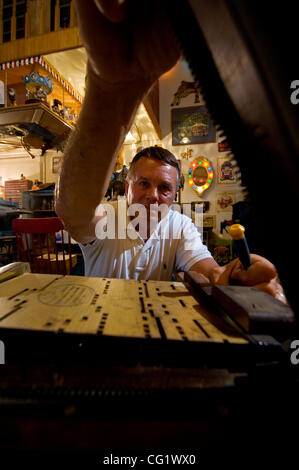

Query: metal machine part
[{"left": 164, "top": 0, "right": 299, "bottom": 317}]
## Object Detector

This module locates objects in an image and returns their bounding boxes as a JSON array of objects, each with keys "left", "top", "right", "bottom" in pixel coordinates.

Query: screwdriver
[{"left": 228, "top": 224, "right": 251, "bottom": 270}]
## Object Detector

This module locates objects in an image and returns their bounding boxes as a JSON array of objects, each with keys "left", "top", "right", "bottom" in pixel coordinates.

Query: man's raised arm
[{"left": 55, "top": 0, "right": 180, "bottom": 244}]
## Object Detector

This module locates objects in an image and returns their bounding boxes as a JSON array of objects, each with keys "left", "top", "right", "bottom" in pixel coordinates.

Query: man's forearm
[{"left": 55, "top": 71, "right": 152, "bottom": 241}]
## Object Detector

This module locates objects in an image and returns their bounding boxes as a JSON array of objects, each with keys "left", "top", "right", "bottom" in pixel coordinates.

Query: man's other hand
[{"left": 209, "top": 254, "right": 288, "bottom": 304}]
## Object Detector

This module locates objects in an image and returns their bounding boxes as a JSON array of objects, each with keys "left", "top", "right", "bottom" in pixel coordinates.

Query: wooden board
[{"left": 0, "top": 273, "right": 247, "bottom": 344}]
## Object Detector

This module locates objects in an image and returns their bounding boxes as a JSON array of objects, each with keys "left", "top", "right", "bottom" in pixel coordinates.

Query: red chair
[{"left": 12, "top": 217, "right": 76, "bottom": 275}]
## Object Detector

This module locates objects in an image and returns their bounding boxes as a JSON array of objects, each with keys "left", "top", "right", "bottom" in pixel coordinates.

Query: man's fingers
[
  {"left": 208, "top": 257, "right": 240, "bottom": 285},
  {"left": 94, "top": 0, "right": 126, "bottom": 23},
  {"left": 208, "top": 253, "right": 287, "bottom": 303},
  {"left": 209, "top": 254, "right": 278, "bottom": 288},
  {"left": 231, "top": 254, "right": 277, "bottom": 286},
  {"left": 254, "top": 280, "right": 288, "bottom": 304}
]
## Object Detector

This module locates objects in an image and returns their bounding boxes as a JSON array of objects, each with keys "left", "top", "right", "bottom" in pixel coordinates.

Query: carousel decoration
[
  {"left": 188, "top": 156, "right": 214, "bottom": 196},
  {"left": 22, "top": 72, "right": 53, "bottom": 106}
]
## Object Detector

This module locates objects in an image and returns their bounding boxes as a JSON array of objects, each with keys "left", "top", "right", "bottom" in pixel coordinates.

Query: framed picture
[
  {"left": 203, "top": 214, "right": 216, "bottom": 228},
  {"left": 172, "top": 106, "right": 215, "bottom": 145},
  {"left": 209, "top": 239, "right": 232, "bottom": 265},
  {"left": 215, "top": 192, "right": 236, "bottom": 212},
  {"left": 217, "top": 157, "right": 237, "bottom": 184},
  {"left": 52, "top": 156, "right": 62, "bottom": 174}
]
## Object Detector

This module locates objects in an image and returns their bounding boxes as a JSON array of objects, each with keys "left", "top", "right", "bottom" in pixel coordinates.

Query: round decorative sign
[{"left": 188, "top": 157, "right": 214, "bottom": 195}]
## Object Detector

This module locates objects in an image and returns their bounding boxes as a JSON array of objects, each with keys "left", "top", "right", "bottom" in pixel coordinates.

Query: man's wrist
[{"left": 86, "top": 62, "right": 154, "bottom": 98}]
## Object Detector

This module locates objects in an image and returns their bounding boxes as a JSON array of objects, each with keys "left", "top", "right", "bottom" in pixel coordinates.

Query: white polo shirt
[{"left": 80, "top": 201, "right": 212, "bottom": 280}]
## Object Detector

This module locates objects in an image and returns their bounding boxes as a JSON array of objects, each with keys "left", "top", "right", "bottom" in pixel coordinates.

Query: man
[
  {"left": 80, "top": 146, "right": 218, "bottom": 281},
  {"left": 55, "top": 0, "right": 285, "bottom": 301}
]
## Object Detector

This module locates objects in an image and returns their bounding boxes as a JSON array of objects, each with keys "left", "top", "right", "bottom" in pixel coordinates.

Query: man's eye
[{"left": 160, "top": 185, "right": 170, "bottom": 191}]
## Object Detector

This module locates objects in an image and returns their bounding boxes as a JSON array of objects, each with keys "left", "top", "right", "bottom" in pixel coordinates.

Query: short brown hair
[{"left": 127, "top": 146, "right": 180, "bottom": 190}]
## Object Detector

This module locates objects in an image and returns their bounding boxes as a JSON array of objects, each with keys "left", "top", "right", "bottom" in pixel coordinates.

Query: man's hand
[
  {"left": 57, "top": 0, "right": 181, "bottom": 243},
  {"left": 209, "top": 254, "right": 288, "bottom": 304},
  {"left": 74, "top": 0, "right": 181, "bottom": 87}
]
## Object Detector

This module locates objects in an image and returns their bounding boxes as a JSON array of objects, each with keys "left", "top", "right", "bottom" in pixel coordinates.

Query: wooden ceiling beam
[{"left": 0, "top": 27, "right": 82, "bottom": 64}]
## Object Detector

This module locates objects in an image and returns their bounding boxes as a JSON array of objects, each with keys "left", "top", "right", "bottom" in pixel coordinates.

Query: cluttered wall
[{"left": 123, "top": 59, "right": 245, "bottom": 241}]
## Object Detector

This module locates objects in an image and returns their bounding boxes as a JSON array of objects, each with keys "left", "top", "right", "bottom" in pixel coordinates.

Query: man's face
[{"left": 125, "top": 157, "right": 178, "bottom": 211}]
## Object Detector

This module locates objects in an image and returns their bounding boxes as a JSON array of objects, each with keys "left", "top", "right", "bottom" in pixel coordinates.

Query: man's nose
[{"left": 146, "top": 186, "right": 159, "bottom": 203}]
